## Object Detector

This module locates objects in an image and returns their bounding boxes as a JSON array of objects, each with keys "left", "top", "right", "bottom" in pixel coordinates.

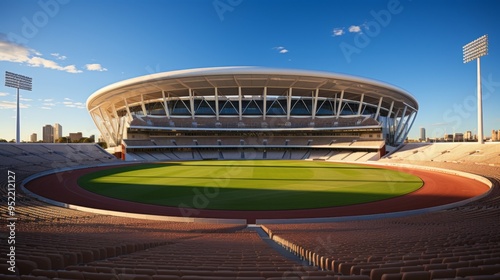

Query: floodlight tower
[
  {"left": 5, "top": 71, "right": 33, "bottom": 144},
  {"left": 463, "top": 35, "right": 488, "bottom": 144}
]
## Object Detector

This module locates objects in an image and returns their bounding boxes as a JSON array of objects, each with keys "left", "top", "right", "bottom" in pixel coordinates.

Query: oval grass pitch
[{"left": 77, "top": 160, "right": 423, "bottom": 211}]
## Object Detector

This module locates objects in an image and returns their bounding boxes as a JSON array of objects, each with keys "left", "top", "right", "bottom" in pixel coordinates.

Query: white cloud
[
  {"left": 50, "top": 53, "right": 67, "bottom": 60},
  {"left": 28, "top": 56, "right": 76, "bottom": 71},
  {"left": 0, "top": 101, "right": 29, "bottom": 109},
  {"left": 29, "top": 56, "right": 81, "bottom": 73},
  {"left": 0, "top": 96, "right": 86, "bottom": 110},
  {"left": 0, "top": 39, "right": 82, "bottom": 73},
  {"left": 85, "top": 63, "right": 108, "bottom": 72},
  {"left": 0, "top": 101, "right": 14, "bottom": 109},
  {"left": 0, "top": 40, "right": 31, "bottom": 63},
  {"left": 62, "top": 100, "right": 85, "bottom": 109},
  {"left": 348, "top": 25, "right": 362, "bottom": 33},
  {"left": 332, "top": 28, "right": 345, "bottom": 37},
  {"left": 0, "top": 92, "right": 9, "bottom": 97},
  {"left": 60, "top": 65, "right": 81, "bottom": 73},
  {"left": 273, "top": 46, "right": 289, "bottom": 54}
]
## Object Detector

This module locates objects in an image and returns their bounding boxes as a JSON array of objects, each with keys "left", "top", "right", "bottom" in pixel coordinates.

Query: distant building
[
  {"left": 30, "top": 133, "right": 37, "bottom": 143},
  {"left": 465, "top": 131, "right": 473, "bottom": 141},
  {"left": 444, "top": 134, "right": 453, "bottom": 142},
  {"left": 54, "top": 123, "right": 62, "bottom": 142},
  {"left": 419, "top": 128, "right": 426, "bottom": 142},
  {"left": 492, "top": 130, "right": 499, "bottom": 142},
  {"left": 453, "top": 133, "right": 464, "bottom": 142},
  {"left": 42, "top": 125, "right": 54, "bottom": 143},
  {"left": 69, "top": 132, "right": 83, "bottom": 142}
]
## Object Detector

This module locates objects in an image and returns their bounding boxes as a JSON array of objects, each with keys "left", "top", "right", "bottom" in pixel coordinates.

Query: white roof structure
[{"left": 87, "top": 67, "right": 418, "bottom": 147}]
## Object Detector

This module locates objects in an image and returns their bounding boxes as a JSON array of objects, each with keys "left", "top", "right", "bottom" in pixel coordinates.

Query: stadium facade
[{"left": 87, "top": 67, "right": 418, "bottom": 159}]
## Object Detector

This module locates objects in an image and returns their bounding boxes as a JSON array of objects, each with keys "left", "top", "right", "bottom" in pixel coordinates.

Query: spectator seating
[
  {"left": 123, "top": 137, "right": 385, "bottom": 162},
  {"left": 1, "top": 143, "right": 499, "bottom": 279},
  {"left": 261, "top": 149, "right": 500, "bottom": 279},
  {"left": 384, "top": 143, "right": 500, "bottom": 165}
]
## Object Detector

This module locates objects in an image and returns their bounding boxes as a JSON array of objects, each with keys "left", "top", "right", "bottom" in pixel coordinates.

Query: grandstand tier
[{"left": 121, "top": 133, "right": 386, "bottom": 162}]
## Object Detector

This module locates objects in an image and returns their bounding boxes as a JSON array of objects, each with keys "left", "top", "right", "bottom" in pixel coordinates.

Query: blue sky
[{"left": 1, "top": 0, "right": 499, "bottom": 142}]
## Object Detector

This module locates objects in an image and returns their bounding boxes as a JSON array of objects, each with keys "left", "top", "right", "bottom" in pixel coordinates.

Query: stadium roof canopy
[{"left": 87, "top": 67, "right": 418, "bottom": 147}]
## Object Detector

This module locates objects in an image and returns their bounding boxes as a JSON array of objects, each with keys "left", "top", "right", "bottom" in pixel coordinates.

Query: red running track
[{"left": 24, "top": 163, "right": 490, "bottom": 224}]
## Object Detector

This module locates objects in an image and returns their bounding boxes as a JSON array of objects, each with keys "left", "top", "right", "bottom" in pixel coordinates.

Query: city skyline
[
  {"left": 22, "top": 122, "right": 94, "bottom": 143},
  {"left": 1, "top": 0, "right": 500, "bottom": 142}
]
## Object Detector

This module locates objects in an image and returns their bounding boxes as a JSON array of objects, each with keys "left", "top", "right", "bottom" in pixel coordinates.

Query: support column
[
  {"left": 393, "top": 108, "right": 401, "bottom": 133},
  {"left": 124, "top": 98, "right": 132, "bottom": 123},
  {"left": 161, "top": 91, "right": 171, "bottom": 119},
  {"left": 140, "top": 94, "right": 147, "bottom": 116},
  {"left": 111, "top": 103, "right": 119, "bottom": 135},
  {"left": 214, "top": 87, "right": 219, "bottom": 121},
  {"left": 374, "top": 96, "right": 383, "bottom": 120},
  {"left": 357, "top": 93, "right": 365, "bottom": 115},
  {"left": 386, "top": 101, "right": 394, "bottom": 132},
  {"left": 311, "top": 88, "right": 319, "bottom": 120},
  {"left": 402, "top": 110, "right": 418, "bottom": 143},
  {"left": 387, "top": 101, "right": 394, "bottom": 120},
  {"left": 394, "top": 105, "right": 408, "bottom": 143},
  {"left": 336, "top": 90, "right": 344, "bottom": 118},
  {"left": 111, "top": 103, "right": 118, "bottom": 120},
  {"left": 189, "top": 88, "right": 195, "bottom": 120},
  {"left": 90, "top": 109, "right": 107, "bottom": 144},
  {"left": 333, "top": 93, "right": 337, "bottom": 117},
  {"left": 238, "top": 86, "right": 243, "bottom": 121},
  {"left": 287, "top": 87, "right": 292, "bottom": 120},
  {"left": 263, "top": 87, "right": 267, "bottom": 120},
  {"left": 98, "top": 106, "right": 116, "bottom": 147}
]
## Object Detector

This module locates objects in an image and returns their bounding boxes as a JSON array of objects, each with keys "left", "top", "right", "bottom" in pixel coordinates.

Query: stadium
[
  {"left": 86, "top": 67, "right": 419, "bottom": 160},
  {"left": 1, "top": 67, "right": 499, "bottom": 280}
]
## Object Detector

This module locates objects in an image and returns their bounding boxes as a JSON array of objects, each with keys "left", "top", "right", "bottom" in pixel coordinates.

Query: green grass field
[{"left": 78, "top": 160, "right": 423, "bottom": 211}]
